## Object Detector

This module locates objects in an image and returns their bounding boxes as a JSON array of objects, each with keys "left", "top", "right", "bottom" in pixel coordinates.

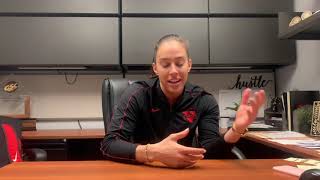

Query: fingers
[
  {"left": 236, "top": 89, "right": 266, "bottom": 124},
  {"left": 256, "top": 90, "right": 266, "bottom": 107},
  {"left": 175, "top": 154, "right": 202, "bottom": 168},
  {"left": 169, "top": 128, "right": 189, "bottom": 141},
  {"left": 248, "top": 90, "right": 266, "bottom": 111},
  {"left": 178, "top": 145, "right": 206, "bottom": 162},
  {"left": 179, "top": 146, "right": 206, "bottom": 155},
  {"left": 250, "top": 90, "right": 266, "bottom": 107},
  {"left": 240, "top": 88, "right": 251, "bottom": 105},
  {"left": 241, "top": 89, "right": 266, "bottom": 107},
  {"left": 184, "top": 154, "right": 204, "bottom": 161},
  {"left": 156, "top": 135, "right": 206, "bottom": 168},
  {"left": 248, "top": 96, "right": 257, "bottom": 108},
  {"left": 248, "top": 91, "right": 265, "bottom": 112},
  {"left": 244, "top": 106, "right": 254, "bottom": 122}
]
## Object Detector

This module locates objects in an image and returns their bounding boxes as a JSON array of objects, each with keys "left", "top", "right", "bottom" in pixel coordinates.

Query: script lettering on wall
[{"left": 229, "top": 74, "right": 272, "bottom": 89}]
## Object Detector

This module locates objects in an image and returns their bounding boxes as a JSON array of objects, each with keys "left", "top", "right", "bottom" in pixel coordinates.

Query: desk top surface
[
  {"left": 0, "top": 159, "right": 298, "bottom": 180},
  {"left": 244, "top": 131, "right": 320, "bottom": 159}
]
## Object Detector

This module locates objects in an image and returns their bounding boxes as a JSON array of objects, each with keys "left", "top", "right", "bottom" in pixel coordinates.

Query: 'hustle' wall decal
[{"left": 230, "top": 74, "right": 272, "bottom": 89}]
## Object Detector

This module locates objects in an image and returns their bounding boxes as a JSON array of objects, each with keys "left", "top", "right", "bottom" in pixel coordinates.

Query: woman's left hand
[{"left": 234, "top": 88, "right": 266, "bottom": 133}]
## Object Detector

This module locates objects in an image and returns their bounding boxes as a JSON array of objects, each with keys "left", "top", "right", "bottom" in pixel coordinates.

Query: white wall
[
  {"left": 276, "top": 0, "right": 320, "bottom": 95},
  {"left": 0, "top": 72, "right": 274, "bottom": 129}
]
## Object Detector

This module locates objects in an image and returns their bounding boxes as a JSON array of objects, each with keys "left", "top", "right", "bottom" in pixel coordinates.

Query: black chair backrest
[
  {"left": 0, "top": 126, "right": 10, "bottom": 168},
  {"left": 101, "top": 79, "right": 134, "bottom": 134},
  {"left": 0, "top": 116, "right": 21, "bottom": 168},
  {"left": 0, "top": 116, "right": 21, "bottom": 139}
]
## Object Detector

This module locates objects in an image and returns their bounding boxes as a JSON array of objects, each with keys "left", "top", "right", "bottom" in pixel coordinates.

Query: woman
[{"left": 101, "top": 34, "right": 266, "bottom": 168}]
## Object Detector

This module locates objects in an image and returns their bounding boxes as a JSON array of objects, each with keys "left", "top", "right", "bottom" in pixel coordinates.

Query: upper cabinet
[
  {"left": 0, "top": 0, "right": 118, "bottom": 13},
  {"left": 0, "top": 0, "right": 296, "bottom": 69},
  {"left": 122, "top": 0, "right": 208, "bottom": 13},
  {"left": 122, "top": 18, "right": 209, "bottom": 65},
  {"left": 209, "top": 0, "right": 293, "bottom": 14},
  {"left": 0, "top": 17, "right": 118, "bottom": 65},
  {"left": 210, "top": 18, "right": 296, "bottom": 65}
]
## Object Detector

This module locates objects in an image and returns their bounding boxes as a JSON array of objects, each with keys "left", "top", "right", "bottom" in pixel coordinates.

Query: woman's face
[{"left": 152, "top": 40, "right": 192, "bottom": 100}]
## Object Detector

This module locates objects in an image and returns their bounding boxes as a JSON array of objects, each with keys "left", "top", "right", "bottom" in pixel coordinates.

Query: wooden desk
[
  {"left": 244, "top": 131, "right": 320, "bottom": 159},
  {"left": 0, "top": 159, "right": 298, "bottom": 180},
  {"left": 22, "top": 129, "right": 105, "bottom": 140}
]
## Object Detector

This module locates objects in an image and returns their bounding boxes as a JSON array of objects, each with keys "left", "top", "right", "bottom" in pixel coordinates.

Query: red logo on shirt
[
  {"left": 150, "top": 108, "right": 160, "bottom": 113},
  {"left": 182, "top": 110, "right": 196, "bottom": 123}
]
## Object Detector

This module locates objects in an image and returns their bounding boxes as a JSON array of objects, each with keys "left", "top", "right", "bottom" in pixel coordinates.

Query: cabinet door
[
  {"left": 209, "top": 0, "right": 293, "bottom": 14},
  {"left": 122, "top": 0, "right": 208, "bottom": 13},
  {"left": 209, "top": 18, "right": 295, "bottom": 65},
  {"left": 0, "top": 0, "right": 118, "bottom": 13},
  {"left": 122, "top": 18, "right": 209, "bottom": 65},
  {"left": 0, "top": 17, "right": 118, "bottom": 65}
]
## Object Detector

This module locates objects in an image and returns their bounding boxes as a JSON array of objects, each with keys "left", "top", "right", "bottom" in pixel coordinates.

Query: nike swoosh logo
[
  {"left": 13, "top": 151, "right": 18, "bottom": 162},
  {"left": 151, "top": 108, "right": 160, "bottom": 113}
]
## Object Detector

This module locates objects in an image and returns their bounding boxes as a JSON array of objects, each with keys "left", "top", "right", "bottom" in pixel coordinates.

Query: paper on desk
[
  {"left": 285, "top": 158, "right": 320, "bottom": 165},
  {"left": 251, "top": 131, "right": 307, "bottom": 139},
  {"left": 297, "top": 141, "right": 320, "bottom": 148},
  {"left": 270, "top": 139, "right": 320, "bottom": 149},
  {"left": 304, "top": 159, "right": 320, "bottom": 165},
  {"left": 269, "top": 139, "right": 314, "bottom": 145},
  {"left": 248, "top": 123, "right": 273, "bottom": 129},
  {"left": 297, "top": 165, "right": 320, "bottom": 170},
  {"left": 284, "top": 158, "right": 320, "bottom": 172},
  {"left": 285, "top": 157, "right": 307, "bottom": 163}
]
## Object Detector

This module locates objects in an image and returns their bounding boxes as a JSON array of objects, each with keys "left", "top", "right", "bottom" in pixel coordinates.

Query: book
[
  {"left": 287, "top": 92, "right": 292, "bottom": 131},
  {"left": 281, "top": 92, "right": 288, "bottom": 130},
  {"left": 311, "top": 101, "right": 320, "bottom": 136}
]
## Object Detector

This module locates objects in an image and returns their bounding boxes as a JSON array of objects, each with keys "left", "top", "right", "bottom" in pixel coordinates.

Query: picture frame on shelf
[{"left": 0, "top": 95, "right": 31, "bottom": 119}]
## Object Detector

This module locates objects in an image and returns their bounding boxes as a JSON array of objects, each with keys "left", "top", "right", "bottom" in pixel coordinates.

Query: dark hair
[{"left": 150, "top": 34, "right": 190, "bottom": 78}]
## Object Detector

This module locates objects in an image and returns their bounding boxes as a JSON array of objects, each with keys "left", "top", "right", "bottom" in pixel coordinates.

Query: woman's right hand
[{"left": 148, "top": 128, "right": 206, "bottom": 168}]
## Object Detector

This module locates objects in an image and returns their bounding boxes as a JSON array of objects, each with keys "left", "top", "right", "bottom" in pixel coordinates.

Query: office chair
[
  {"left": 101, "top": 78, "right": 246, "bottom": 160},
  {"left": 0, "top": 116, "right": 47, "bottom": 168},
  {"left": 102, "top": 78, "right": 135, "bottom": 133}
]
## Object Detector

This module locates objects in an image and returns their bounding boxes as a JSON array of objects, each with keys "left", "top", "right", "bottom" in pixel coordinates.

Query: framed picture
[
  {"left": 0, "top": 96, "right": 31, "bottom": 119},
  {"left": 1, "top": 76, "right": 31, "bottom": 119}
]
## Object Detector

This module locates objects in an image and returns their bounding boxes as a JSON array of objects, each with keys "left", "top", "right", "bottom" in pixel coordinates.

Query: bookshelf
[{"left": 278, "top": 12, "right": 320, "bottom": 40}]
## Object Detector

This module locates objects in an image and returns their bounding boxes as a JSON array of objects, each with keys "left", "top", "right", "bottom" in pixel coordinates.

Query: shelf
[{"left": 278, "top": 12, "right": 320, "bottom": 39}]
